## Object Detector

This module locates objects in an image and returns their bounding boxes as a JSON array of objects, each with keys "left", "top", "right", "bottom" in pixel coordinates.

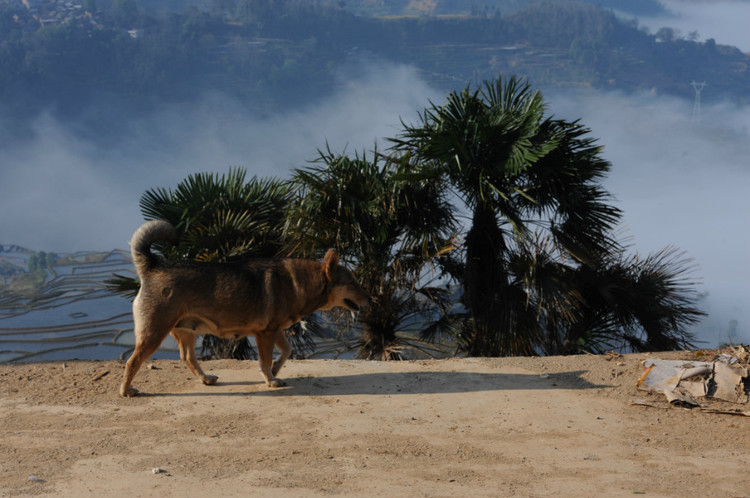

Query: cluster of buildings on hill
[{"left": 5, "top": 0, "right": 97, "bottom": 30}]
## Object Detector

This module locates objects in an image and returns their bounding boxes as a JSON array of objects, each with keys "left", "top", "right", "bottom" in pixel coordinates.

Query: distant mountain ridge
[
  {"left": 0, "top": 0, "right": 747, "bottom": 128},
  {"left": 340, "top": 0, "right": 667, "bottom": 17}
]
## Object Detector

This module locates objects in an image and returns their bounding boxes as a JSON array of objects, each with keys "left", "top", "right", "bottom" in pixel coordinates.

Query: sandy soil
[{"left": 1, "top": 352, "right": 749, "bottom": 498}]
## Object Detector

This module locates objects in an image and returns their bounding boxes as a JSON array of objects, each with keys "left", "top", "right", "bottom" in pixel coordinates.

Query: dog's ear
[{"left": 323, "top": 249, "right": 339, "bottom": 281}]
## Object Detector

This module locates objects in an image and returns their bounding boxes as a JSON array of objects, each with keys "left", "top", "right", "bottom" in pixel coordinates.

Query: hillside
[
  {"left": 0, "top": 0, "right": 747, "bottom": 126},
  {"left": 341, "top": 0, "right": 667, "bottom": 17}
]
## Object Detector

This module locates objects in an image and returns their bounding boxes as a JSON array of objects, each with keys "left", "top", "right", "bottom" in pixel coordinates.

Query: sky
[
  {"left": 637, "top": 0, "right": 750, "bottom": 51},
  {"left": 1, "top": 1, "right": 748, "bottom": 345}
]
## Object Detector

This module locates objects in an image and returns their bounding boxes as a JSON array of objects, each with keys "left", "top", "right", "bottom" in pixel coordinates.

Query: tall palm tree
[
  {"left": 286, "top": 147, "right": 459, "bottom": 359},
  {"left": 391, "top": 75, "right": 701, "bottom": 355},
  {"left": 390, "top": 77, "right": 566, "bottom": 355}
]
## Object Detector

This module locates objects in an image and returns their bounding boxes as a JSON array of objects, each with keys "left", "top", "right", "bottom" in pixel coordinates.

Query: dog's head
[{"left": 321, "top": 249, "right": 370, "bottom": 312}]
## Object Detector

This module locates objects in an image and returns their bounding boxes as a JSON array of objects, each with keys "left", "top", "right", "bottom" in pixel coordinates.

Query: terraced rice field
[{"left": 0, "top": 247, "right": 179, "bottom": 363}]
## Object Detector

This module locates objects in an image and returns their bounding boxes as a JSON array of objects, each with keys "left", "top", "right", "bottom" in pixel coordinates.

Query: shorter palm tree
[
  {"left": 287, "top": 147, "right": 460, "bottom": 359},
  {"left": 563, "top": 246, "right": 703, "bottom": 354},
  {"left": 108, "top": 168, "right": 316, "bottom": 359},
  {"left": 139, "top": 167, "right": 290, "bottom": 262}
]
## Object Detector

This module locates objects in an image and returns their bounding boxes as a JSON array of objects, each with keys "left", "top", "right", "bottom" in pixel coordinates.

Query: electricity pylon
[{"left": 690, "top": 81, "right": 707, "bottom": 121}]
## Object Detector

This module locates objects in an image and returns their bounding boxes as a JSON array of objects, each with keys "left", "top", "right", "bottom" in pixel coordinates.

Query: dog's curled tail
[{"left": 130, "top": 220, "right": 178, "bottom": 276}]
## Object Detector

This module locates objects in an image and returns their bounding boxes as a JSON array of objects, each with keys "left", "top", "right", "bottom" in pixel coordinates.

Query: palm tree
[
  {"left": 560, "top": 246, "right": 703, "bottom": 354},
  {"left": 508, "top": 236, "right": 703, "bottom": 355},
  {"left": 139, "top": 168, "right": 290, "bottom": 262},
  {"left": 108, "top": 168, "right": 316, "bottom": 359},
  {"left": 286, "top": 147, "right": 460, "bottom": 359},
  {"left": 390, "top": 76, "right": 564, "bottom": 355},
  {"left": 391, "top": 75, "right": 701, "bottom": 355}
]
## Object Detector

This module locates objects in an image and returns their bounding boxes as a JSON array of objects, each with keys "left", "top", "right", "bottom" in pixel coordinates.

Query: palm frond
[{"left": 111, "top": 167, "right": 302, "bottom": 360}]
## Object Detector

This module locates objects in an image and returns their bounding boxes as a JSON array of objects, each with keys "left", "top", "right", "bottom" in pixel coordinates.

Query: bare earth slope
[{"left": 2, "top": 354, "right": 749, "bottom": 497}]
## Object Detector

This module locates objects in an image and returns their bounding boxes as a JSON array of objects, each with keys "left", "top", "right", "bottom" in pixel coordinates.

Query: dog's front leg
[
  {"left": 271, "top": 329, "right": 292, "bottom": 378},
  {"left": 256, "top": 331, "right": 286, "bottom": 388}
]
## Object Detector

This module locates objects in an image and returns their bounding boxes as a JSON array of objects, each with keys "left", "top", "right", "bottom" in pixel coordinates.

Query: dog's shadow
[{"left": 152, "top": 369, "right": 609, "bottom": 398}]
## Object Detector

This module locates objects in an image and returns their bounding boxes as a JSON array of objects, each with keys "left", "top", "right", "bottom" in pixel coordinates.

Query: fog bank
[
  {"left": 548, "top": 89, "right": 750, "bottom": 346},
  {"left": 0, "top": 62, "right": 439, "bottom": 253}
]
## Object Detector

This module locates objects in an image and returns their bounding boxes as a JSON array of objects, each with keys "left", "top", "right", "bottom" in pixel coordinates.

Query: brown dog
[{"left": 120, "top": 220, "right": 369, "bottom": 397}]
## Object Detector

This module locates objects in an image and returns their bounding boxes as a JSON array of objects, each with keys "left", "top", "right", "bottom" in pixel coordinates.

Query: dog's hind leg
[
  {"left": 120, "top": 301, "right": 173, "bottom": 397},
  {"left": 120, "top": 330, "right": 166, "bottom": 397},
  {"left": 271, "top": 329, "right": 291, "bottom": 378},
  {"left": 171, "top": 329, "right": 218, "bottom": 385},
  {"left": 257, "top": 331, "right": 286, "bottom": 388}
]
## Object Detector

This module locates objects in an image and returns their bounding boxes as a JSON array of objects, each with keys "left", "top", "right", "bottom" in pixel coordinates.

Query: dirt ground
[{"left": 2, "top": 352, "right": 749, "bottom": 497}]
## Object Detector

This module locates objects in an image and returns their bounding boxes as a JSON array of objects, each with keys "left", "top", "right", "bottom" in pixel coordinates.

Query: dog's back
[
  {"left": 129, "top": 220, "right": 335, "bottom": 331},
  {"left": 129, "top": 221, "right": 326, "bottom": 313}
]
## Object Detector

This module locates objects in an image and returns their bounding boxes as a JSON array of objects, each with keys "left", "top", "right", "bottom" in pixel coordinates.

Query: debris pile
[{"left": 635, "top": 346, "right": 750, "bottom": 415}]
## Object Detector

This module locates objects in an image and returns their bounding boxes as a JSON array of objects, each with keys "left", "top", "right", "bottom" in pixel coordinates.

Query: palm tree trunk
[
  {"left": 357, "top": 301, "right": 402, "bottom": 360},
  {"left": 463, "top": 203, "right": 509, "bottom": 356}
]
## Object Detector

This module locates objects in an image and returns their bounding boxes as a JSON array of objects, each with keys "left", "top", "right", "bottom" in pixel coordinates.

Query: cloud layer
[
  {"left": 548, "top": 88, "right": 750, "bottom": 346},
  {"left": 0, "top": 61, "right": 440, "bottom": 252}
]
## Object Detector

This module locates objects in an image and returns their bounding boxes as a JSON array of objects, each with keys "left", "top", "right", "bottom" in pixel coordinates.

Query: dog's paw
[
  {"left": 267, "top": 379, "right": 287, "bottom": 388},
  {"left": 202, "top": 375, "right": 219, "bottom": 385},
  {"left": 121, "top": 386, "right": 140, "bottom": 398}
]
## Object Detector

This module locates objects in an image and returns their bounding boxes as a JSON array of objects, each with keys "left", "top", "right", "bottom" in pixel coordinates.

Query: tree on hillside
[
  {"left": 112, "top": 0, "right": 139, "bottom": 27},
  {"left": 390, "top": 75, "right": 702, "bottom": 355},
  {"left": 286, "top": 147, "right": 460, "bottom": 359}
]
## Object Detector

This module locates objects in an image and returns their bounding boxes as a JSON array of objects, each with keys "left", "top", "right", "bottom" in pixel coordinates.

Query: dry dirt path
[{"left": 1, "top": 354, "right": 749, "bottom": 497}]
